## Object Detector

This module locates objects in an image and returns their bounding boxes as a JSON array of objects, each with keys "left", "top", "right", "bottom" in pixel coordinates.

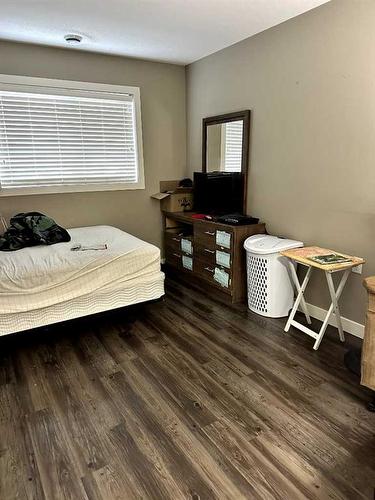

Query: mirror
[
  {"left": 206, "top": 120, "right": 243, "bottom": 172},
  {"left": 203, "top": 110, "right": 250, "bottom": 173},
  {"left": 202, "top": 110, "right": 250, "bottom": 211}
]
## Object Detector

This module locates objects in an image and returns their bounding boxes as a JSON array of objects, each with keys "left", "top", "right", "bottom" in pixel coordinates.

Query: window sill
[{"left": 0, "top": 182, "right": 146, "bottom": 197}]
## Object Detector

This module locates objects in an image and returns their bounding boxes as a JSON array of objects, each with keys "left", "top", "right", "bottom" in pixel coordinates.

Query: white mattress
[
  {"left": 0, "top": 272, "right": 165, "bottom": 336},
  {"left": 0, "top": 225, "right": 162, "bottom": 314}
]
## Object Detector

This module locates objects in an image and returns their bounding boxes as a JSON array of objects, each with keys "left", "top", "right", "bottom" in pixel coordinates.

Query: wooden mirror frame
[{"left": 202, "top": 110, "right": 250, "bottom": 213}]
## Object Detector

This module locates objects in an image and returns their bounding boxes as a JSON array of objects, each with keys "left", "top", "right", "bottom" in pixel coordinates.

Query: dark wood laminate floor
[{"left": 1, "top": 277, "right": 374, "bottom": 500}]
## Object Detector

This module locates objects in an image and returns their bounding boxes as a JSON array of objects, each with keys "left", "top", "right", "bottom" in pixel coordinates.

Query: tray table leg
[
  {"left": 284, "top": 264, "right": 313, "bottom": 333},
  {"left": 289, "top": 262, "right": 312, "bottom": 325},
  {"left": 313, "top": 269, "right": 350, "bottom": 350}
]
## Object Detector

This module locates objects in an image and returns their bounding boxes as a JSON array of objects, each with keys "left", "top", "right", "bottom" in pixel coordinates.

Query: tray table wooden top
[{"left": 280, "top": 246, "right": 365, "bottom": 272}]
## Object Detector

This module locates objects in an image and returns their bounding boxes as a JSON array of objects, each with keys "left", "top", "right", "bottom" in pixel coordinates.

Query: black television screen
[{"left": 193, "top": 172, "right": 244, "bottom": 215}]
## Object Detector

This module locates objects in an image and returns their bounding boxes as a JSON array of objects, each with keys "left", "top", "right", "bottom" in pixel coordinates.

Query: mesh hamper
[{"left": 244, "top": 235, "right": 303, "bottom": 318}]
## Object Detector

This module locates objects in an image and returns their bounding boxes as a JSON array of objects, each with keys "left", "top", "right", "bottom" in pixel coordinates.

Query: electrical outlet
[{"left": 352, "top": 264, "right": 363, "bottom": 275}]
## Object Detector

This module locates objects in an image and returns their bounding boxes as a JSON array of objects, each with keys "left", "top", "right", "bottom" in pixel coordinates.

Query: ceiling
[{"left": 1, "top": 0, "right": 330, "bottom": 65}]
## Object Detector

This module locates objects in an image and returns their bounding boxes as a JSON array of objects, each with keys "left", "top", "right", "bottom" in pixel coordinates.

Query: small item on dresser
[
  {"left": 216, "top": 214, "right": 260, "bottom": 226},
  {"left": 71, "top": 244, "right": 108, "bottom": 251}
]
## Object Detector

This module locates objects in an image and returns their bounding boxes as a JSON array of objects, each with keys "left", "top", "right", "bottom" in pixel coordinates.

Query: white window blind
[
  {"left": 0, "top": 86, "right": 143, "bottom": 193},
  {"left": 223, "top": 120, "right": 243, "bottom": 172}
]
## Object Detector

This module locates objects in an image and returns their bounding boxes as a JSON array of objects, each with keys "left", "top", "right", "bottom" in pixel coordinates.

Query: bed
[{"left": 0, "top": 225, "right": 165, "bottom": 336}]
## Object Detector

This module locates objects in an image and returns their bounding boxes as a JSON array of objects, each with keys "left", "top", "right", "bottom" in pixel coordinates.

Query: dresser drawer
[
  {"left": 165, "top": 246, "right": 182, "bottom": 268},
  {"left": 165, "top": 246, "right": 194, "bottom": 272},
  {"left": 165, "top": 228, "right": 184, "bottom": 251},
  {"left": 215, "top": 249, "right": 232, "bottom": 269},
  {"left": 194, "top": 221, "right": 233, "bottom": 251},
  {"left": 165, "top": 229, "right": 193, "bottom": 254},
  {"left": 195, "top": 244, "right": 232, "bottom": 269},
  {"left": 194, "top": 243, "right": 216, "bottom": 264},
  {"left": 194, "top": 221, "right": 217, "bottom": 248},
  {"left": 181, "top": 254, "right": 194, "bottom": 271},
  {"left": 194, "top": 258, "right": 232, "bottom": 291},
  {"left": 180, "top": 237, "right": 193, "bottom": 255}
]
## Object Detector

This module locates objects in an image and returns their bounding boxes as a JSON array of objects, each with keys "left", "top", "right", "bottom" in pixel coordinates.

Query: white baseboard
[{"left": 303, "top": 302, "right": 364, "bottom": 339}]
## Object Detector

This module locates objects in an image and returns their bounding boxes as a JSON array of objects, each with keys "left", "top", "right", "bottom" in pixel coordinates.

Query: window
[
  {"left": 0, "top": 75, "right": 144, "bottom": 195},
  {"left": 221, "top": 120, "right": 243, "bottom": 172}
]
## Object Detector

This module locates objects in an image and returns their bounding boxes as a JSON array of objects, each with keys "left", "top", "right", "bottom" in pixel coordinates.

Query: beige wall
[
  {"left": 0, "top": 41, "right": 186, "bottom": 248},
  {"left": 186, "top": 0, "right": 375, "bottom": 324}
]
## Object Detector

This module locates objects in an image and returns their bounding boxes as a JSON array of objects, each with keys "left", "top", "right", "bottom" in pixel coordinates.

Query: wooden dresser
[{"left": 163, "top": 211, "right": 266, "bottom": 303}]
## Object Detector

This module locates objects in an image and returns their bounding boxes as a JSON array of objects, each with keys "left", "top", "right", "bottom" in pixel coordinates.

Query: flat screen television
[{"left": 193, "top": 171, "right": 244, "bottom": 215}]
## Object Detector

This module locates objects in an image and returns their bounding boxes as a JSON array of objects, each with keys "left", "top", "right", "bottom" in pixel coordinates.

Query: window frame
[{"left": 0, "top": 74, "right": 145, "bottom": 196}]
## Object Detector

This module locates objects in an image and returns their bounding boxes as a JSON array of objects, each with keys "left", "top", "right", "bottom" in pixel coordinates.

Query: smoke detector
[{"left": 64, "top": 34, "right": 83, "bottom": 45}]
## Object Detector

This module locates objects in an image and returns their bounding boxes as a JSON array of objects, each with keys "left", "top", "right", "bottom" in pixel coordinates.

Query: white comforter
[{"left": 0, "top": 225, "right": 161, "bottom": 313}]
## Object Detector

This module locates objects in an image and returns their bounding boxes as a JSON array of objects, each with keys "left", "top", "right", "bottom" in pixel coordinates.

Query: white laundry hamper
[{"left": 244, "top": 235, "right": 303, "bottom": 318}]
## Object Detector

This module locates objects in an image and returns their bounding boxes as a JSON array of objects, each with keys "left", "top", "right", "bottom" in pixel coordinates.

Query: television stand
[{"left": 163, "top": 211, "right": 266, "bottom": 303}]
